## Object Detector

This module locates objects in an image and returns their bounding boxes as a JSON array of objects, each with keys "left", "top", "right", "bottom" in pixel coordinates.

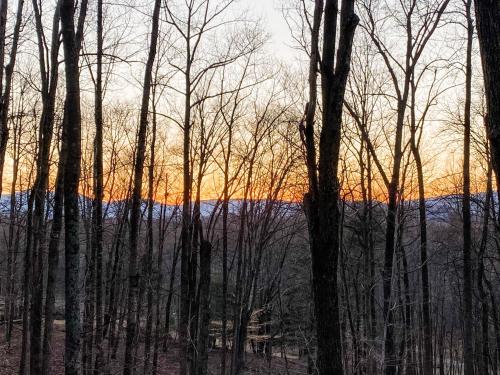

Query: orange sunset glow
[{"left": 1, "top": 1, "right": 499, "bottom": 375}]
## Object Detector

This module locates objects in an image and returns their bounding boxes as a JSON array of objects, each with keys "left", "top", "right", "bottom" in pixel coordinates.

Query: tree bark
[
  {"left": 302, "top": 2, "right": 358, "bottom": 375},
  {"left": 60, "top": 0, "right": 87, "bottom": 372},
  {"left": 475, "top": 0, "right": 500, "bottom": 191},
  {"left": 143, "top": 77, "right": 158, "bottom": 375},
  {"left": 196, "top": 240, "right": 212, "bottom": 375},
  {"left": 463, "top": 2, "right": 474, "bottom": 374},
  {"left": 123, "top": 0, "right": 161, "bottom": 373},
  {"left": 477, "top": 160, "right": 493, "bottom": 375},
  {"left": 42, "top": 140, "right": 65, "bottom": 375},
  {"left": 409, "top": 80, "right": 432, "bottom": 375},
  {"left": 0, "top": 0, "right": 23, "bottom": 196},
  {"left": 93, "top": 0, "right": 105, "bottom": 372}
]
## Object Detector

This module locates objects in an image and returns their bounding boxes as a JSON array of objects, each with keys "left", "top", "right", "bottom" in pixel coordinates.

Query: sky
[
  {"left": 2, "top": 0, "right": 489, "bottom": 201},
  {"left": 250, "top": 0, "right": 294, "bottom": 53}
]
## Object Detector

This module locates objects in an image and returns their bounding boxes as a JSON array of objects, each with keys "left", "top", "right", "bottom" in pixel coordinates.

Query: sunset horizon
[{"left": 0, "top": 1, "right": 499, "bottom": 375}]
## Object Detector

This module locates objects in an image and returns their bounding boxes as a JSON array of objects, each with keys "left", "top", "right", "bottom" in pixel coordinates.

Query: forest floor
[{"left": 0, "top": 321, "right": 309, "bottom": 374}]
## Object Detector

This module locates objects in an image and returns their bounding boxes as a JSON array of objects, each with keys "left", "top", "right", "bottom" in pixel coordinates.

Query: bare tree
[
  {"left": 301, "top": 2, "right": 358, "bottom": 375},
  {"left": 60, "top": 0, "right": 88, "bottom": 373},
  {"left": 0, "top": 0, "right": 23, "bottom": 196},
  {"left": 358, "top": 2, "right": 449, "bottom": 372},
  {"left": 123, "top": 0, "right": 162, "bottom": 373},
  {"left": 475, "top": 1, "right": 500, "bottom": 194},
  {"left": 462, "top": 1, "right": 474, "bottom": 374},
  {"left": 25, "top": 1, "right": 62, "bottom": 373},
  {"left": 92, "top": 0, "right": 105, "bottom": 372}
]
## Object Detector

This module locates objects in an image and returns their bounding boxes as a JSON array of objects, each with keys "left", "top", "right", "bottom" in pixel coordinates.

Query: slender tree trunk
[
  {"left": 409, "top": 82, "right": 432, "bottom": 375},
  {"left": 40, "top": 7, "right": 64, "bottom": 375},
  {"left": 153, "top": 198, "right": 172, "bottom": 374},
  {"left": 230, "top": 151, "right": 253, "bottom": 375},
  {"left": 382, "top": 97, "right": 408, "bottom": 375},
  {"left": 93, "top": 0, "right": 105, "bottom": 373},
  {"left": 463, "top": 2, "right": 474, "bottom": 374},
  {"left": 143, "top": 86, "right": 158, "bottom": 375},
  {"left": 221, "top": 161, "right": 229, "bottom": 375},
  {"left": 0, "top": 0, "right": 7, "bottom": 97},
  {"left": 42, "top": 142, "right": 65, "bottom": 375},
  {"left": 104, "top": 202, "right": 128, "bottom": 344},
  {"left": 180, "top": 53, "right": 193, "bottom": 375},
  {"left": 477, "top": 159, "right": 493, "bottom": 375},
  {"left": 163, "top": 241, "right": 180, "bottom": 351},
  {"left": 5, "top": 114, "right": 20, "bottom": 344},
  {"left": 196, "top": 240, "right": 212, "bottom": 375},
  {"left": 123, "top": 0, "right": 161, "bottom": 373}
]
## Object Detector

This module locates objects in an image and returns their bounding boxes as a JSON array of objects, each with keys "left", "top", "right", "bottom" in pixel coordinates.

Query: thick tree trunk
[
  {"left": 0, "top": 0, "right": 23, "bottom": 197},
  {"left": 60, "top": 0, "right": 87, "bottom": 372},
  {"left": 475, "top": 0, "right": 500, "bottom": 189},
  {"left": 302, "top": 2, "right": 358, "bottom": 375}
]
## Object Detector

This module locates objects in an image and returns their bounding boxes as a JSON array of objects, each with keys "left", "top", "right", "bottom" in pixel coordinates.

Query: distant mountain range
[
  {"left": 0, "top": 191, "right": 301, "bottom": 220},
  {"left": 0, "top": 190, "right": 490, "bottom": 222}
]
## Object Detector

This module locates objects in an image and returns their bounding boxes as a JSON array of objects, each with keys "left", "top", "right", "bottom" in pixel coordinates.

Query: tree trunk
[
  {"left": 163, "top": 242, "right": 180, "bottom": 352},
  {"left": 93, "top": 0, "right": 105, "bottom": 372},
  {"left": 409, "top": 80, "right": 432, "bottom": 375},
  {"left": 123, "top": 0, "right": 161, "bottom": 373},
  {"left": 143, "top": 83, "right": 158, "bottom": 375},
  {"left": 60, "top": 0, "right": 87, "bottom": 372},
  {"left": 41, "top": 143, "right": 65, "bottom": 375},
  {"left": 302, "top": 2, "right": 358, "bottom": 375},
  {"left": 463, "top": 2, "right": 474, "bottom": 374},
  {"left": 5, "top": 112, "right": 20, "bottom": 344},
  {"left": 477, "top": 159, "right": 493, "bottom": 375},
  {"left": 196, "top": 240, "right": 212, "bottom": 375},
  {"left": 0, "top": 0, "right": 23, "bottom": 196},
  {"left": 475, "top": 0, "right": 500, "bottom": 191}
]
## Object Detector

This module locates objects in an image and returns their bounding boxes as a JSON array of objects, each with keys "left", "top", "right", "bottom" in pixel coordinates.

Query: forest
[{"left": 0, "top": 0, "right": 499, "bottom": 374}]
